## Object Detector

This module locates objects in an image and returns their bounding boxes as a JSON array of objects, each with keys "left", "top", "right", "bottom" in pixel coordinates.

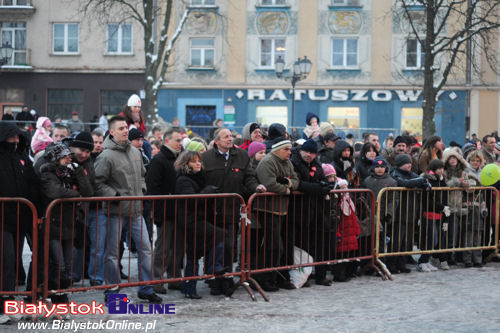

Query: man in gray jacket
[{"left": 94, "top": 116, "right": 161, "bottom": 303}]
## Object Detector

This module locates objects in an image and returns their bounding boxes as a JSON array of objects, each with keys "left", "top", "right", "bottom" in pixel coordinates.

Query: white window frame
[
  {"left": 405, "top": 38, "right": 425, "bottom": 69},
  {"left": 53, "top": 23, "right": 79, "bottom": 54},
  {"left": 331, "top": 37, "right": 358, "bottom": 69},
  {"left": 1, "top": 0, "right": 29, "bottom": 5},
  {"left": 189, "top": 38, "right": 215, "bottom": 67},
  {"left": 331, "top": 0, "right": 348, "bottom": 5},
  {"left": 190, "top": 0, "right": 215, "bottom": 5},
  {"left": 261, "top": 0, "right": 287, "bottom": 6},
  {"left": 259, "top": 38, "right": 286, "bottom": 69},
  {"left": 1, "top": 22, "right": 26, "bottom": 66},
  {"left": 106, "top": 23, "right": 133, "bottom": 55}
]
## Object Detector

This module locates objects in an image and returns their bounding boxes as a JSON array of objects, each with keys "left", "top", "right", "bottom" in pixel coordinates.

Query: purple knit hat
[{"left": 248, "top": 141, "right": 266, "bottom": 158}]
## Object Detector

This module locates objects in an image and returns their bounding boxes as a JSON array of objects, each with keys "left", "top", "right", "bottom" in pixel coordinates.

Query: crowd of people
[{"left": 1, "top": 99, "right": 500, "bottom": 309}]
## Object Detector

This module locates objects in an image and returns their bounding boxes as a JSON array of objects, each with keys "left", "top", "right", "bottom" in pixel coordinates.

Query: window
[
  {"left": 256, "top": 106, "right": 288, "bottom": 127},
  {"left": 260, "top": 38, "right": 285, "bottom": 68},
  {"left": 48, "top": 89, "right": 83, "bottom": 119},
  {"left": 107, "top": 24, "right": 132, "bottom": 54},
  {"left": 1, "top": 0, "right": 29, "bottom": 5},
  {"left": 1, "top": 22, "right": 27, "bottom": 65},
  {"left": 190, "top": 0, "right": 215, "bottom": 5},
  {"left": 261, "top": 0, "right": 286, "bottom": 5},
  {"left": 332, "top": 38, "right": 358, "bottom": 68},
  {"left": 186, "top": 105, "right": 216, "bottom": 138},
  {"left": 332, "top": 0, "right": 347, "bottom": 4},
  {"left": 53, "top": 23, "right": 79, "bottom": 54},
  {"left": 406, "top": 38, "right": 425, "bottom": 69},
  {"left": 101, "top": 90, "right": 136, "bottom": 115},
  {"left": 401, "top": 107, "right": 422, "bottom": 138},
  {"left": 190, "top": 38, "right": 215, "bottom": 67},
  {"left": 328, "top": 107, "right": 360, "bottom": 129}
]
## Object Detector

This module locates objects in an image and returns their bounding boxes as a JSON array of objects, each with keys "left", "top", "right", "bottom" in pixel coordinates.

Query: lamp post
[
  {"left": 275, "top": 55, "right": 312, "bottom": 129},
  {"left": 0, "top": 42, "right": 13, "bottom": 67}
]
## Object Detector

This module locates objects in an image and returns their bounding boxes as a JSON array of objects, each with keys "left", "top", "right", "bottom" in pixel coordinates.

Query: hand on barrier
[
  {"left": 67, "top": 162, "right": 79, "bottom": 171},
  {"left": 442, "top": 222, "right": 448, "bottom": 232},
  {"left": 256, "top": 184, "right": 267, "bottom": 193},
  {"left": 481, "top": 209, "right": 488, "bottom": 218},
  {"left": 200, "top": 185, "right": 220, "bottom": 194},
  {"left": 424, "top": 182, "right": 432, "bottom": 191},
  {"left": 443, "top": 206, "right": 451, "bottom": 217},
  {"left": 320, "top": 184, "right": 331, "bottom": 195}
]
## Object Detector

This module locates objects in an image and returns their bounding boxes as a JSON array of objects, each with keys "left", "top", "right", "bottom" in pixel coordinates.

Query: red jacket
[{"left": 336, "top": 194, "right": 361, "bottom": 253}]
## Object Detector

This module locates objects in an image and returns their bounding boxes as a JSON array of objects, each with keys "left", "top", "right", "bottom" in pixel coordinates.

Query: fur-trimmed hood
[{"left": 443, "top": 147, "right": 469, "bottom": 169}]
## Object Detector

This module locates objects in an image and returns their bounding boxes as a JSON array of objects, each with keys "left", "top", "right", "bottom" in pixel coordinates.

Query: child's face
[
  {"left": 448, "top": 156, "right": 458, "bottom": 167},
  {"left": 326, "top": 174, "right": 336, "bottom": 183},
  {"left": 399, "top": 163, "right": 412, "bottom": 172},
  {"left": 254, "top": 149, "right": 266, "bottom": 162},
  {"left": 374, "top": 166, "right": 386, "bottom": 176},
  {"left": 341, "top": 148, "right": 351, "bottom": 159},
  {"left": 340, "top": 184, "right": 348, "bottom": 189},
  {"left": 435, "top": 167, "right": 444, "bottom": 177}
]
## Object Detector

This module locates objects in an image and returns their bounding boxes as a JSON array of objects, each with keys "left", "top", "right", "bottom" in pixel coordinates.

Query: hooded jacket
[
  {"left": 94, "top": 135, "right": 146, "bottom": 216},
  {"left": 332, "top": 140, "right": 357, "bottom": 187},
  {"left": 31, "top": 117, "right": 53, "bottom": 155},
  {"left": 0, "top": 123, "right": 39, "bottom": 233}
]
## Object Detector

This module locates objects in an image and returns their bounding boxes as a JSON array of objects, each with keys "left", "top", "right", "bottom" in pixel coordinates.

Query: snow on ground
[{"left": 4, "top": 245, "right": 500, "bottom": 332}]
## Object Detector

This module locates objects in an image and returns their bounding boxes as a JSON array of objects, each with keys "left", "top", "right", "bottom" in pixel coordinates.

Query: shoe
[
  {"left": 214, "top": 266, "right": 230, "bottom": 276},
  {"left": 397, "top": 265, "right": 411, "bottom": 273},
  {"left": 260, "top": 280, "right": 279, "bottom": 292},
  {"left": 278, "top": 280, "right": 296, "bottom": 290},
  {"left": 209, "top": 279, "right": 223, "bottom": 296},
  {"left": 153, "top": 284, "right": 167, "bottom": 294},
  {"left": 439, "top": 261, "right": 450, "bottom": 270},
  {"left": 464, "top": 263, "right": 473, "bottom": 268},
  {"left": 387, "top": 265, "right": 400, "bottom": 274},
  {"left": 90, "top": 280, "right": 103, "bottom": 286},
  {"left": 120, "top": 271, "right": 128, "bottom": 279},
  {"left": 184, "top": 293, "right": 202, "bottom": 299},
  {"left": 138, "top": 292, "right": 162, "bottom": 304},
  {"left": 315, "top": 278, "right": 332, "bottom": 286},
  {"left": 333, "top": 275, "right": 351, "bottom": 282},
  {"left": 417, "top": 263, "right": 432, "bottom": 272},
  {"left": 302, "top": 280, "right": 311, "bottom": 288},
  {"left": 473, "top": 263, "right": 483, "bottom": 268},
  {"left": 220, "top": 277, "right": 235, "bottom": 295},
  {"left": 168, "top": 282, "right": 181, "bottom": 290},
  {"left": 491, "top": 256, "right": 500, "bottom": 262},
  {"left": 427, "top": 263, "right": 438, "bottom": 271},
  {"left": 50, "top": 293, "right": 69, "bottom": 304}
]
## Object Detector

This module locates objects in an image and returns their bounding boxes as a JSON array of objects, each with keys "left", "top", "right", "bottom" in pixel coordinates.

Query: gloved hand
[
  {"left": 383, "top": 214, "right": 392, "bottom": 224},
  {"left": 481, "top": 209, "right": 488, "bottom": 218},
  {"left": 320, "top": 184, "right": 331, "bottom": 195},
  {"left": 67, "top": 162, "right": 79, "bottom": 172},
  {"left": 424, "top": 182, "right": 432, "bottom": 191},
  {"left": 256, "top": 184, "right": 267, "bottom": 193},
  {"left": 200, "top": 185, "right": 220, "bottom": 194},
  {"left": 276, "top": 176, "right": 289, "bottom": 185},
  {"left": 443, "top": 206, "right": 451, "bottom": 217},
  {"left": 442, "top": 222, "right": 448, "bottom": 232}
]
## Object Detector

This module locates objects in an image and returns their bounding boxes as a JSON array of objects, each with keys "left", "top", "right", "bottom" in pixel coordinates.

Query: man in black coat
[
  {"left": 146, "top": 127, "right": 182, "bottom": 293},
  {"left": 0, "top": 122, "right": 39, "bottom": 310},
  {"left": 290, "top": 139, "right": 333, "bottom": 286}
]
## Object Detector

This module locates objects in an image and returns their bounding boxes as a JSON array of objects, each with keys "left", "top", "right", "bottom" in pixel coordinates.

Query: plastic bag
[{"left": 289, "top": 246, "right": 313, "bottom": 288}]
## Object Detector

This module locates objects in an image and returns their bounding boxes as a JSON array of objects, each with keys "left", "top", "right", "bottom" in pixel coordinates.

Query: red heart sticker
[
  {"left": 234, "top": 168, "right": 239, "bottom": 173},
  {"left": 309, "top": 171, "right": 315, "bottom": 177},
  {"left": 378, "top": 161, "right": 383, "bottom": 165},
  {"left": 311, "top": 166, "right": 317, "bottom": 171},
  {"left": 20, "top": 160, "right": 25, "bottom": 166}
]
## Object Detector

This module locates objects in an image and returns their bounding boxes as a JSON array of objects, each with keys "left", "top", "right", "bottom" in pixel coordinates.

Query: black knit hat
[
  {"left": 300, "top": 139, "right": 318, "bottom": 154},
  {"left": 394, "top": 154, "right": 412, "bottom": 167},
  {"left": 393, "top": 136, "right": 408, "bottom": 147},
  {"left": 69, "top": 131, "right": 94, "bottom": 151},
  {"left": 249, "top": 123, "right": 260, "bottom": 135},
  {"left": 128, "top": 128, "right": 144, "bottom": 141},
  {"left": 428, "top": 159, "right": 445, "bottom": 172},
  {"left": 371, "top": 156, "right": 388, "bottom": 170}
]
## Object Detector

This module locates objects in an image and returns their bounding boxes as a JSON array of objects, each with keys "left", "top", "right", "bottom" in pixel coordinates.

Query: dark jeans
[
  {"left": 48, "top": 239, "right": 73, "bottom": 290},
  {"left": 0, "top": 232, "right": 16, "bottom": 292}
]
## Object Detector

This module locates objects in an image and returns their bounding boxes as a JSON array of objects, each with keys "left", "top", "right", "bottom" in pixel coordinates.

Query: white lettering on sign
[
  {"left": 268, "top": 89, "right": 287, "bottom": 101},
  {"left": 395, "top": 90, "right": 422, "bottom": 102},
  {"left": 245, "top": 89, "right": 454, "bottom": 102},
  {"left": 331, "top": 90, "right": 349, "bottom": 101},
  {"left": 371, "top": 90, "right": 392, "bottom": 102},
  {"left": 308, "top": 89, "right": 330, "bottom": 101},
  {"left": 351, "top": 90, "right": 369, "bottom": 101}
]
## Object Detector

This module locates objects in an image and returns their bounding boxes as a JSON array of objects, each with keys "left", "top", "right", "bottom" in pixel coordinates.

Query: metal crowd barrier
[
  {"left": 245, "top": 190, "right": 379, "bottom": 300},
  {"left": 42, "top": 194, "right": 254, "bottom": 300},
  {"left": 0, "top": 198, "right": 39, "bottom": 303},
  {"left": 375, "top": 187, "right": 499, "bottom": 279}
]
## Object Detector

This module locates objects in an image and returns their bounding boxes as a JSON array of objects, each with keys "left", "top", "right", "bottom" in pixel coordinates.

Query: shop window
[
  {"left": 186, "top": 105, "right": 216, "bottom": 138},
  {"left": 256, "top": 106, "right": 288, "bottom": 127},
  {"left": 48, "top": 89, "right": 83, "bottom": 119},
  {"left": 101, "top": 90, "right": 136, "bottom": 115},
  {"left": 328, "top": 107, "right": 359, "bottom": 129},
  {"left": 401, "top": 107, "right": 422, "bottom": 137}
]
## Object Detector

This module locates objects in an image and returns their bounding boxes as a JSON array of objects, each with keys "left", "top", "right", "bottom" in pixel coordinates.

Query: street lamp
[
  {"left": 0, "top": 42, "right": 13, "bottom": 67},
  {"left": 275, "top": 55, "right": 312, "bottom": 129}
]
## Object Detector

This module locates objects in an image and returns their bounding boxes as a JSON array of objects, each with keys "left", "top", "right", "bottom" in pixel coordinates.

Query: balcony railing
[{"left": 1, "top": 48, "right": 31, "bottom": 68}]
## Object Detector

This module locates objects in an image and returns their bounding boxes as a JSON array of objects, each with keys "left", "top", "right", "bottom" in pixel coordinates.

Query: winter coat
[
  {"left": 255, "top": 152, "right": 299, "bottom": 215},
  {"left": 318, "top": 146, "right": 335, "bottom": 165},
  {"left": 263, "top": 123, "right": 287, "bottom": 153},
  {"left": 331, "top": 140, "right": 358, "bottom": 187},
  {"left": 94, "top": 136, "right": 146, "bottom": 216},
  {"left": 420, "top": 172, "right": 448, "bottom": 220},
  {"left": 336, "top": 194, "right": 361, "bottom": 253},
  {"left": 481, "top": 146, "right": 496, "bottom": 165},
  {"left": 146, "top": 145, "right": 178, "bottom": 225},
  {"left": 40, "top": 162, "right": 92, "bottom": 240},
  {"left": 67, "top": 119, "right": 85, "bottom": 133},
  {"left": 0, "top": 123, "right": 39, "bottom": 234},
  {"left": 175, "top": 170, "right": 225, "bottom": 258},
  {"left": 31, "top": 117, "right": 53, "bottom": 155},
  {"left": 354, "top": 156, "right": 375, "bottom": 184},
  {"left": 390, "top": 167, "right": 428, "bottom": 224}
]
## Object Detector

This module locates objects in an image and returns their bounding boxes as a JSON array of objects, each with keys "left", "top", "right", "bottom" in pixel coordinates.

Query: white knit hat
[{"left": 127, "top": 94, "right": 142, "bottom": 107}]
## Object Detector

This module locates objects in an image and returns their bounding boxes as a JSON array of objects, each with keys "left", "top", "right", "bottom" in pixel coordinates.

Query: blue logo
[{"left": 106, "top": 294, "right": 175, "bottom": 315}]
